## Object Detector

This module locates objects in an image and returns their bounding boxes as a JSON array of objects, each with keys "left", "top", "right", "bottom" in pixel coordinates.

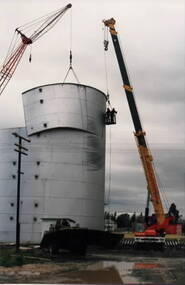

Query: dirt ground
[{"left": 0, "top": 249, "right": 185, "bottom": 284}]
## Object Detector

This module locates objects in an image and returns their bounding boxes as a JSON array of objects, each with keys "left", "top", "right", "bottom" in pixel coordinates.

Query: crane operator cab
[{"left": 105, "top": 107, "right": 117, "bottom": 125}]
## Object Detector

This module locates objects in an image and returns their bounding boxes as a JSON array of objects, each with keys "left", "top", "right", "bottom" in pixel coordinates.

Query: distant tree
[
  {"left": 113, "top": 211, "right": 117, "bottom": 221},
  {"left": 117, "top": 213, "right": 130, "bottom": 228},
  {"left": 104, "top": 211, "right": 110, "bottom": 219},
  {"left": 130, "top": 213, "right": 136, "bottom": 224},
  {"left": 181, "top": 219, "right": 185, "bottom": 234},
  {"left": 130, "top": 213, "right": 136, "bottom": 226},
  {"left": 104, "top": 211, "right": 117, "bottom": 222},
  {"left": 130, "top": 212, "right": 136, "bottom": 231},
  {"left": 168, "top": 203, "right": 179, "bottom": 223},
  {"left": 136, "top": 212, "right": 144, "bottom": 223}
]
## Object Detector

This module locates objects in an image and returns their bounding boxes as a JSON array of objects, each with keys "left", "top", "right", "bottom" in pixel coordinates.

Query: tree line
[{"left": 104, "top": 211, "right": 185, "bottom": 233}]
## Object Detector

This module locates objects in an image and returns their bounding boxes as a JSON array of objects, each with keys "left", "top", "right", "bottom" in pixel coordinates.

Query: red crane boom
[{"left": 0, "top": 3, "right": 72, "bottom": 95}]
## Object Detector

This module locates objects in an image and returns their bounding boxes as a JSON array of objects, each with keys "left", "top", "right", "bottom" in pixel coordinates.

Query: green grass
[
  {"left": 0, "top": 247, "right": 48, "bottom": 267},
  {"left": 0, "top": 248, "right": 24, "bottom": 267}
]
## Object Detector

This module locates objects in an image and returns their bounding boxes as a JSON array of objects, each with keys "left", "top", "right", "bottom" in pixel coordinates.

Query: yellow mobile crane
[{"left": 103, "top": 18, "right": 179, "bottom": 240}]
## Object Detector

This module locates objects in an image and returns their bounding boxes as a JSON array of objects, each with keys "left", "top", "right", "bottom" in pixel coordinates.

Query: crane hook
[
  {"left": 104, "top": 40, "right": 109, "bottom": 51},
  {"left": 69, "top": 50, "right": 72, "bottom": 67}
]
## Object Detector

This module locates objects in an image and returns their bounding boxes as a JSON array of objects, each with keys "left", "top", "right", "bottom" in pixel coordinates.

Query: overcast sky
[{"left": 0, "top": 0, "right": 184, "bottom": 217}]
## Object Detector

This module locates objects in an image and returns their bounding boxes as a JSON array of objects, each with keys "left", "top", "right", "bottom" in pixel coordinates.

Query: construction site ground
[{"left": 0, "top": 245, "right": 185, "bottom": 284}]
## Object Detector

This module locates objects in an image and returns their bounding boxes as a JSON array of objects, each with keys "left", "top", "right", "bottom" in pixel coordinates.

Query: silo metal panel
[
  {"left": 22, "top": 83, "right": 106, "bottom": 136},
  {"left": 32, "top": 128, "right": 106, "bottom": 230}
]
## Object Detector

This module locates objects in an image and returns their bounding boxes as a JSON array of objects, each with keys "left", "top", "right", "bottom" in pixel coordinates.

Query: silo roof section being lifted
[{"left": 22, "top": 83, "right": 107, "bottom": 136}]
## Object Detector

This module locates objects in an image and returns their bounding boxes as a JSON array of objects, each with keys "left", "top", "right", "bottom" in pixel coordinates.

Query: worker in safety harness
[
  {"left": 111, "top": 108, "right": 117, "bottom": 124},
  {"left": 105, "top": 92, "right": 117, "bottom": 124},
  {"left": 105, "top": 107, "right": 111, "bottom": 124},
  {"left": 105, "top": 107, "right": 117, "bottom": 124}
]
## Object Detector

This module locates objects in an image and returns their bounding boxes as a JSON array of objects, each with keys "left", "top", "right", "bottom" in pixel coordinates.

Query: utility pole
[{"left": 12, "top": 132, "right": 31, "bottom": 251}]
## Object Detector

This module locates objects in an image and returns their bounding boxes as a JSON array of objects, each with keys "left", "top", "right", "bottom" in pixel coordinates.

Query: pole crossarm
[
  {"left": 14, "top": 149, "right": 28, "bottom": 156},
  {"left": 14, "top": 143, "right": 29, "bottom": 151},
  {"left": 12, "top": 132, "right": 31, "bottom": 142}
]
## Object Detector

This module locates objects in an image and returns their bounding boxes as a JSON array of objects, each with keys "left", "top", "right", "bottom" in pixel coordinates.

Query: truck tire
[{"left": 48, "top": 239, "right": 59, "bottom": 255}]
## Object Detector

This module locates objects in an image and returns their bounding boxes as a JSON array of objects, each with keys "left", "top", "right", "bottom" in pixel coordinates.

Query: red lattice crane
[{"left": 0, "top": 3, "right": 72, "bottom": 95}]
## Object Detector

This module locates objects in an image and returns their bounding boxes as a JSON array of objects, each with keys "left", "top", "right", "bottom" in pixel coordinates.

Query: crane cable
[
  {"left": 17, "top": 7, "right": 62, "bottom": 33},
  {"left": 106, "top": 126, "right": 112, "bottom": 205},
  {"left": 62, "top": 8, "right": 80, "bottom": 84},
  {"left": 151, "top": 157, "right": 170, "bottom": 211},
  {"left": 134, "top": 99, "right": 170, "bottom": 212},
  {"left": 3, "top": 32, "right": 19, "bottom": 65},
  {"left": 15, "top": 5, "right": 71, "bottom": 43},
  {"left": 103, "top": 25, "right": 109, "bottom": 96},
  {"left": 144, "top": 136, "right": 170, "bottom": 212},
  {"left": 103, "top": 24, "right": 113, "bottom": 205}
]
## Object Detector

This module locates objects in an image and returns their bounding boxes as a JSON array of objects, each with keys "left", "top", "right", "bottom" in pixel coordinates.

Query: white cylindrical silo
[
  {"left": 0, "top": 83, "right": 107, "bottom": 243},
  {"left": 0, "top": 128, "right": 27, "bottom": 242}
]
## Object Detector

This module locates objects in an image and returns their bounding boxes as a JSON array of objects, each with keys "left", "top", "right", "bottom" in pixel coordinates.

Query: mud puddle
[
  {"left": 0, "top": 250, "right": 185, "bottom": 284},
  {"left": 84, "top": 254, "right": 185, "bottom": 284}
]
